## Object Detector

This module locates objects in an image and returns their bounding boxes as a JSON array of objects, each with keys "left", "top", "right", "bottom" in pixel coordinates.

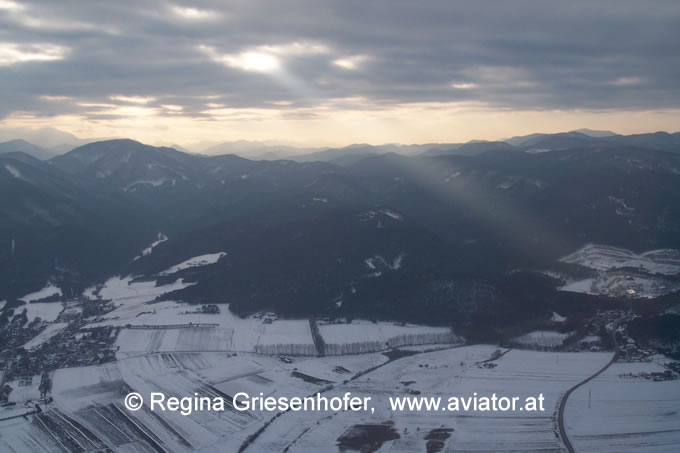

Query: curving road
[{"left": 556, "top": 319, "right": 622, "bottom": 453}]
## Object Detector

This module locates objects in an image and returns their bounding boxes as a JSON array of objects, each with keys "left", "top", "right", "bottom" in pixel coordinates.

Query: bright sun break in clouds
[
  {"left": 198, "top": 42, "right": 328, "bottom": 73},
  {"left": 198, "top": 45, "right": 280, "bottom": 72}
]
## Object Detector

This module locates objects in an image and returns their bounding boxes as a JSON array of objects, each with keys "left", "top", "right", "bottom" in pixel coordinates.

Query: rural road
[{"left": 556, "top": 318, "right": 623, "bottom": 453}]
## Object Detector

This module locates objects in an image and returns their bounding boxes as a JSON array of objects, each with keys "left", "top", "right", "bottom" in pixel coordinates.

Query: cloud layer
[{"left": 1, "top": 1, "right": 679, "bottom": 143}]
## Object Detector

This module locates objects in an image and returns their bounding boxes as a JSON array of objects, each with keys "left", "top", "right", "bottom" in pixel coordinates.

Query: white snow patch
[
  {"left": 551, "top": 312, "right": 566, "bottom": 323},
  {"left": 559, "top": 278, "right": 596, "bottom": 294},
  {"left": 159, "top": 252, "right": 227, "bottom": 275},
  {"left": 444, "top": 171, "right": 461, "bottom": 181},
  {"left": 82, "top": 285, "right": 99, "bottom": 300},
  {"left": 579, "top": 335, "right": 601, "bottom": 344},
  {"left": 4, "top": 164, "right": 23, "bottom": 179},
  {"left": 14, "top": 302, "right": 63, "bottom": 324},
  {"left": 123, "top": 178, "right": 170, "bottom": 191},
  {"left": 132, "top": 232, "right": 168, "bottom": 261},
  {"left": 392, "top": 252, "right": 406, "bottom": 269},
  {"left": 364, "top": 252, "right": 406, "bottom": 272},
  {"left": 19, "top": 283, "right": 61, "bottom": 303},
  {"left": 95, "top": 275, "right": 196, "bottom": 315},
  {"left": 380, "top": 209, "right": 403, "bottom": 221}
]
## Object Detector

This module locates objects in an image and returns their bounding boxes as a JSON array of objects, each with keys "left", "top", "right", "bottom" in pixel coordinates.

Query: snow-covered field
[
  {"left": 115, "top": 319, "right": 316, "bottom": 355},
  {"left": 510, "top": 330, "right": 573, "bottom": 348},
  {"left": 319, "top": 320, "right": 457, "bottom": 355},
  {"left": 247, "top": 347, "right": 612, "bottom": 452},
  {"left": 84, "top": 274, "right": 456, "bottom": 356},
  {"left": 89, "top": 278, "right": 315, "bottom": 354},
  {"left": 0, "top": 351, "right": 394, "bottom": 452},
  {"left": 8, "top": 256, "right": 667, "bottom": 451},
  {"left": 14, "top": 301, "right": 63, "bottom": 324},
  {"left": 4, "top": 375, "right": 42, "bottom": 403},
  {"left": 565, "top": 359, "right": 680, "bottom": 452},
  {"left": 113, "top": 316, "right": 454, "bottom": 357},
  {"left": 561, "top": 244, "right": 680, "bottom": 275},
  {"left": 0, "top": 346, "right": 616, "bottom": 453}
]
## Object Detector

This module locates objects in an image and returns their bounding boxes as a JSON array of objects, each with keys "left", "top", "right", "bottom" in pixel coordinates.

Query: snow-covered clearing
[
  {"left": 132, "top": 232, "right": 168, "bottom": 261},
  {"left": 85, "top": 275, "right": 196, "bottom": 326},
  {"left": 14, "top": 301, "right": 63, "bottom": 324},
  {"left": 551, "top": 311, "right": 567, "bottom": 323},
  {"left": 380, "top": 209, "right": 403, "bottom": 221},
  {"left": 561, "top": 244, "right": 680, "bottom": 275},
  {"left": 559, "top": 273, "right": 679, "bottom": 298},
  {"left": 159, "top": 252, "right": 227, "bottom": 275},
  {"left": 18, "top": 283, "right": 61, "bottom": 303}
]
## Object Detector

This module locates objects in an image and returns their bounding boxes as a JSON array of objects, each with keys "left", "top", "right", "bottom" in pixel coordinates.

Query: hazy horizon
[{"left": 3, "top": 125, "right": 680, "bottom": 155}]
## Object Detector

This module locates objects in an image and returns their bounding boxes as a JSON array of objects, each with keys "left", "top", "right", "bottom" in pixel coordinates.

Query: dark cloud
[{"left": 1, "top": 0, "right": 679, "bottom": 120}]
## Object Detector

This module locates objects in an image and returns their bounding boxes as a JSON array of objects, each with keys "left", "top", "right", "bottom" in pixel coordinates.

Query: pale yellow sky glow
[{"left": 2, "top": 103, "right": 679, "bottom": 149}]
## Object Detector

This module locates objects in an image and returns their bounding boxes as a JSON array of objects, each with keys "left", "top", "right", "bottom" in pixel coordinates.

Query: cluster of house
[{"left": 1, "top": 321, "right": 118, "bottom": 399}]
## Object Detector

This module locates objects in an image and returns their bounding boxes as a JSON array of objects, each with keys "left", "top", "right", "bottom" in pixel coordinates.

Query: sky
[{"left": 1, "top": 0, "right": 679, "bottom": 147}]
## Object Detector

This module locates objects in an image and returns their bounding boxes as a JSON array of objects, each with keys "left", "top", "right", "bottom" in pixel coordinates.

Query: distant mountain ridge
[
  {"left": 1, "top": 134, "right": 679, "bottom": 331},
  {"left": 0, "top": 139, "right": 58, "bottom": 160},
  {"left": 2, "top": 127, "right": 679, "bottom": 164}
]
